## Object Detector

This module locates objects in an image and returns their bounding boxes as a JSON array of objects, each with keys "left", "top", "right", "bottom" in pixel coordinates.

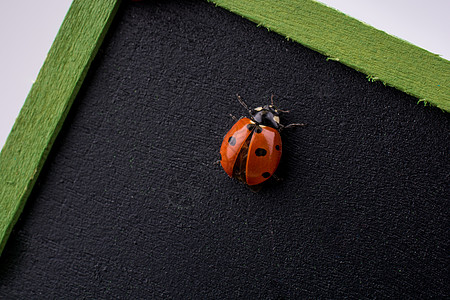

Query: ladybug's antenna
[
  {"left": 271, "top": 94, "right": 274, "bottom": 106},
  {"left": 236, "top": 94, "right": 252, "bottom": 115}
]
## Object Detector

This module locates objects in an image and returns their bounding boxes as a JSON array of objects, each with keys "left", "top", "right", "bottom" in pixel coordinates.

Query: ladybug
[{"left": 220, "top": 95, "right": 304, "bottom": 188}]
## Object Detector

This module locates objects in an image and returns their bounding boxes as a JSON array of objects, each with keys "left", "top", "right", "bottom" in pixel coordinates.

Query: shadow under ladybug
[{"left": 219, "top": 94, "right": 306, "bottom": 192}]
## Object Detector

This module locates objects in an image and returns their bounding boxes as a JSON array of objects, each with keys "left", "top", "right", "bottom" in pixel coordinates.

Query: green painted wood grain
[
  {"left": 0, "top": 0, "right": 120, "bottom": 255},
  {"left": 211, "top": 0, "right": 450, "bottom": 112}
]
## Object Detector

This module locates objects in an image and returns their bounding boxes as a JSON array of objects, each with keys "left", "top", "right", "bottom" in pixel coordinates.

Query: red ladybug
[{"left": 220, "top": 95, "right": 304, "bottom": 187}]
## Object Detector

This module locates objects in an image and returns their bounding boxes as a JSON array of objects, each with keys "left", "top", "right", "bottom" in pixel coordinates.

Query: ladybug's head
[{"left": 251, "top": 104, "right": 281, "bottom": 129}]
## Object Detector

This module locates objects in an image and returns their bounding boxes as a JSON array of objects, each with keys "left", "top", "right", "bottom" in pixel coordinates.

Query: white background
[{"left": 1, "top": 0, "right": 449, "bottom": 149}]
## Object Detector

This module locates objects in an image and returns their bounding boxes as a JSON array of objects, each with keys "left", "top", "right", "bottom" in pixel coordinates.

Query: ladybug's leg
[
  {"left": 271, "top": 174, "right": 283, "bottom": 182},
  {"left": 279, "top": 122, "right": 306, "bottom": 131},
  {"left": 285, "top": 122, "right": 306, "bottom": 128},
  {"left": 270, "top": 95, "right": 292, "bottom": 113},
  {"left": 248, "top": 184, "right": 263, "bottom": 193},
  {"left": 228, "top": 113, "right": 238, "bottom": 122}
]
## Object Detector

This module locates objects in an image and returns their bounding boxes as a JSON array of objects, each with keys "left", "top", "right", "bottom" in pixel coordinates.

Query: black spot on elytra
[
  {"left": 255, "top": 148, "right": 267, "bottom": 156},
  {"left": 275, "top": 145, "right": 280, "bottom": 151},
  {"left": 255, "top": 127, "right": 262, "bottom": 134},
  {"left": 228, "top": 136, "right": 236, "bottom": 146},
  {"left": 262, "top": 172, "right": 271, "bottom": 178},
  {"left": 246, "top": 124, "right": 256, "bottom": 131}
]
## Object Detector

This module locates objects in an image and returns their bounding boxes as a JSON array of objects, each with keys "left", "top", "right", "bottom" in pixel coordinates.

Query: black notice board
[{"left": 1, "top": 1, "right": 449, "bottom": 298}]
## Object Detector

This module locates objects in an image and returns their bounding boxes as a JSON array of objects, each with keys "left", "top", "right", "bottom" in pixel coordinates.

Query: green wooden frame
[
  {"left": 1, "top": 0, "right": 448, "bottom": 255},
  {"left": 211, "top": 0, "right": 450, "bottom": 111},
  {"left": 0, "top": 0, "right": 121, "bottom": 254}
]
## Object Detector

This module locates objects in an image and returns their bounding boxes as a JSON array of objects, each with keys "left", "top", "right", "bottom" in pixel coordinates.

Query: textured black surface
[{"left": 1, "top": 1, "right": 449, "bottom": 298}]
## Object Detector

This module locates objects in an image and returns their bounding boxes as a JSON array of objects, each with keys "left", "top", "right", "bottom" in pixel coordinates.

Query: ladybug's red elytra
[{"left": 220, "top": 95, "right": 304, "bottom": 188}]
